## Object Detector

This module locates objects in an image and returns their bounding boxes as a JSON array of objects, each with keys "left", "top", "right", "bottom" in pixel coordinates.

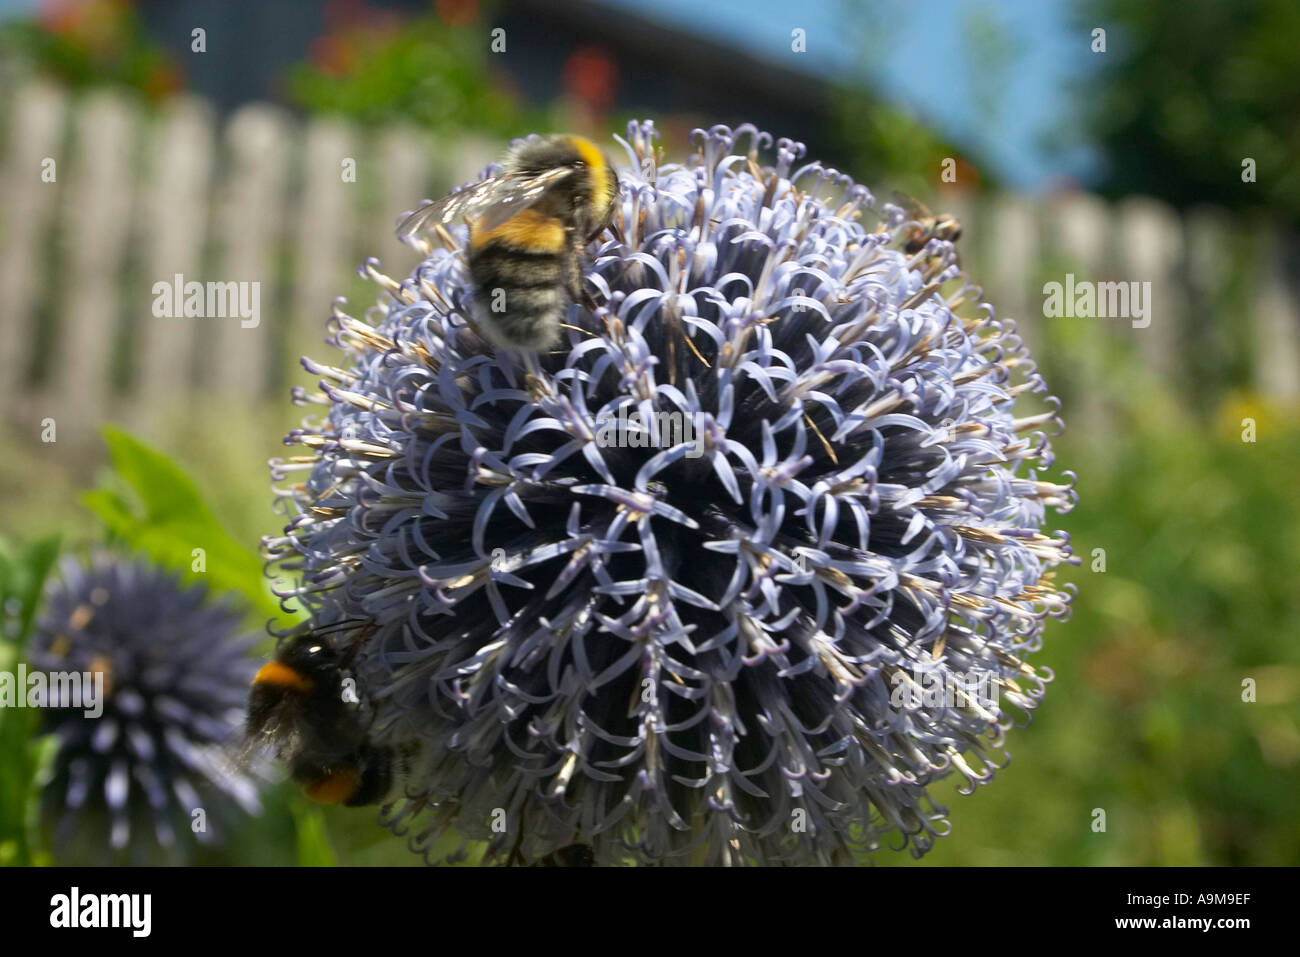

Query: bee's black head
[{"left": 246, "top": 632, "right": 342, "bottom": 737}]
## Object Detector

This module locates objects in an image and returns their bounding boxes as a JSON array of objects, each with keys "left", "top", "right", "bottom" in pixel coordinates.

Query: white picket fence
[
  {"left": 1, "top": 80, "right": 1297, "bottom": 446},
  {"left": 0, "top": 81, "right": 497, "bottom": 442}
]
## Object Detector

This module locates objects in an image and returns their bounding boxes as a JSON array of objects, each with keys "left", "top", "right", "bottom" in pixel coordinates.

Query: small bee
[
  {"left": 893, "top": 191, "right": 962, "bottom": 254},
  {"left": 246, "top": 624, "right": 406, "bottom": 807},
  {"left": 398, "top": 134, "right": 620, "bottom": 352}
]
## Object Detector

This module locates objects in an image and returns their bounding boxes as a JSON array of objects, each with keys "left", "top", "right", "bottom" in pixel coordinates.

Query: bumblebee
[
  {"left": 246, "top": 625, "right": 404, "bottom": 807},
  {"left": 893, "top": 191, "right": 962, "bottom": 254},
  {"left": 248, "top": 633, "right": 594, "bottom": 865},
  {"left": 248, "top": 628, "right": 594, "bottom": 864},
  {"left": 397, "top": 134, "right": 620, "bottom": 352}
]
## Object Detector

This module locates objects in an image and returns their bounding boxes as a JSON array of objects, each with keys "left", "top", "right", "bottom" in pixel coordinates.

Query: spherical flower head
[
  {"left": 269, "top": 122, "right": 1077, "bottom": 865},
  {"left": 27, "top": 553, "right": 261, "bottom": 861}
]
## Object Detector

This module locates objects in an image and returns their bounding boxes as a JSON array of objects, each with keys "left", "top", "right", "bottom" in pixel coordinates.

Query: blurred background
[{"left": 0, "top": 0, "right": 1297, "bottom": 866}]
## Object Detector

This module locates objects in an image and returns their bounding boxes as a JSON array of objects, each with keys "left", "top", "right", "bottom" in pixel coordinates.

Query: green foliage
[
  {"left": 831, "top": 94, "right": 984, "bottom": 197},
  {"left": 0, "top": 534, "right": 61, "bottom": 651},
  {"left": 1071, "top": 0, "right": 1300, "bottom": 223},
  {"left": 0, "top": 533, "right": 61, "bottom": 866},
  {"left": 286, "top": 8, "right": 544, "bottom": 137},
  {"left": 81, "top": 426, "right": 296, "bottom": 628},
  {"left": 0, "top": 0, "right": 181, "bottom": 101}
]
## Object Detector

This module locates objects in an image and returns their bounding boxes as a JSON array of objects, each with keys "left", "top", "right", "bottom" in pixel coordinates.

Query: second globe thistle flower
[
  {"left": 266, "top": 122, "right": 1077, "bottom": 865},
  {"left": 28, "top": 553, "right": 262, "bottom": 862}
]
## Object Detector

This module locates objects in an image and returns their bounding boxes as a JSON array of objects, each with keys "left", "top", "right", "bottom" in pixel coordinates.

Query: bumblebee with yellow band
[
  {"left": 248, "top": 135, "right": 614, "bottom": 864},
  {"left": 397, "top": 134, "right": 620, "bottom": 351}
]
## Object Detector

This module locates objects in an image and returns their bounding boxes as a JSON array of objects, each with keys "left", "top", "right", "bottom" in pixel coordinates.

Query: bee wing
[
  {"left": 891, "top": 190, "right": 932, "bottom": 219},
  {"left": 396, "top": 167, "right": 576, "bottom": 244},
  {"left": 470, "top": 166, "right": 577, "bottom": 233},
  {"left": 396, "top": 178, "right": 499, "bottom": 244}
]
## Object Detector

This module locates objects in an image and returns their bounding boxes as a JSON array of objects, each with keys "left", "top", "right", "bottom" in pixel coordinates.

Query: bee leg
[
  {"left": 563, "top": 247, "right": 602, "bottom": 315},
  {"left": 563, "top": 237, "right": 585, "bottom": 302},
  {"left": 600, "top": 219, "right": 625, "bottom": 247},
  {"left": 586, "top": 221, "right": 616, "bottom": 244}
]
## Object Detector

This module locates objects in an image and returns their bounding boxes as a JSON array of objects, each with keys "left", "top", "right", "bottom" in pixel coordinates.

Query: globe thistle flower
[
  {"left": 27, "top": 553, "right": 261, "bottom": 861},
  {"left": 268, "top": 122, "right": 1076, "bottom": 865}
]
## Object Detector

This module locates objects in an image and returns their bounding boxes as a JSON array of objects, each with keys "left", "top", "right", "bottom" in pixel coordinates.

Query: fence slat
[
  {"left": 988, "top": 195, "right": 1040, "bottom": 346},
  {"left": 1053, "top": 191, "right": 1111, "bottom": 278},
  {"left": 1047, "top": 191, "right": 1116, "bottom": 434},
  {"left": 442, "top": 133, "right": 499, "bottom": 188},
  {"left": 1255, "top": 230, "right": 1300, "bottom": 401},
  {"left": 46, "top": 92, "right": 136, "bottom": 437},
  {"left": 131, "top": 96, "right": 215, "bottom": 422},
  {"left": 1119, "top": 197, "right": 1182, "bottom": 380},
  {"left": 206, "top": 103, "right": 291, "bottom": 398},
  {"left": 289, "top": 118, "right": 357, "bottom": 369},
  {"left": 367, "top": 126, "right": 431, "bottom": 284},
  {"left": 0, "top": 82, "right": 66, "bottom": 402}
]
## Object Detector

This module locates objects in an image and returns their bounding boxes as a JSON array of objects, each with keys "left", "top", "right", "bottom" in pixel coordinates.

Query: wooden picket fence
[
  {"left": 1, "top": 80, "right": 1297, "bottom": 448},
  {"left": 0, "top": 81, "right": 498, "bottom": 443}
]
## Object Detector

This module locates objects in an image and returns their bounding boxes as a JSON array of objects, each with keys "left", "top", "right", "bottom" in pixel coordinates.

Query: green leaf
[
  {"left": 83, "top": 426, "right": 300, "bottom": 627},
  {"left": 101, "top": 425, "right": 215, "bottom": 523},
  {"left": 0, "top": 533, "right": 61, "bottom": 867},
  {"left": 0, "top": 534, "right": 61, "bottom": 649}
]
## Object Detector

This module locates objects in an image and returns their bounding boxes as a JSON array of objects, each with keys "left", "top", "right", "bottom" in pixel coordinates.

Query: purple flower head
[
  {"left": 28, "top": 553, "right": 261, "bottom": 861},
  {"left": 268, "top": 122, "right": 1077, "bottom": 865}
]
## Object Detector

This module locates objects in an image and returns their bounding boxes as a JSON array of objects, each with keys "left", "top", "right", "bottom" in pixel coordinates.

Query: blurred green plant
[
  {"left": 286, "top": 1, "right": 545, "bottom": 137},
  {"left": 0, "top": 534, "right": 61, "bottom": 866},
  {"left": 0, "top": 0, "right": 181, "bottom": 101},
  {"left": 831, "top": 97, "right": 988, "bottom": 198},
  {"left": 1070, "top": 0, "right": 1300, "bottom": 224},
  {"left": 82, "top": 426, "right": 295, "bottom": 628},
  {"left": 1, "top": 428, "right": 338, "bottom": 866},
  {"left": 0, "top": 425, "right": 445, "bottom": 866}
]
